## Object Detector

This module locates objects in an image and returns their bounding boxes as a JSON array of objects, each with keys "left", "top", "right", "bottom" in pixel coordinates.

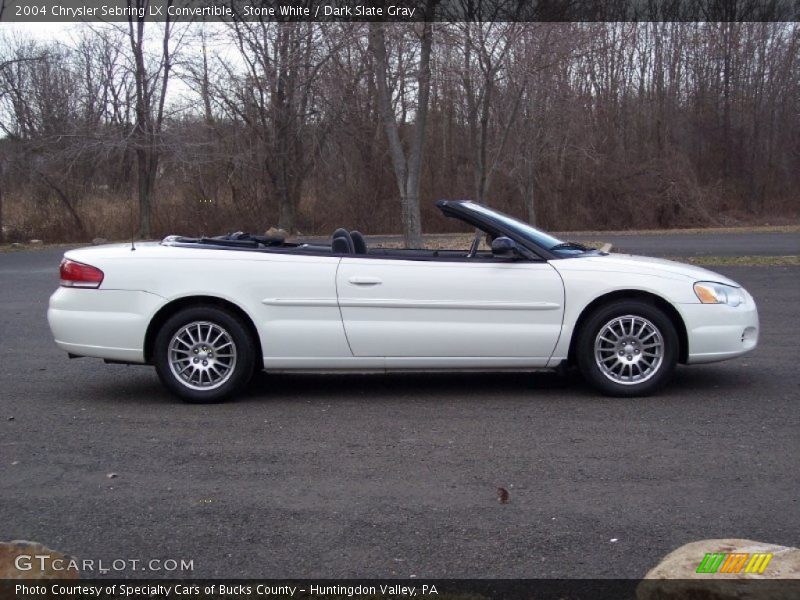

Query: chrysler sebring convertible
[{"left": 47, "top": 200, "right": 759, "bottom": 403}]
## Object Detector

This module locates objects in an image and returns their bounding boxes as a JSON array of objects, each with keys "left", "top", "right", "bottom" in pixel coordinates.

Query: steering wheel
[{"left": 467, "top": 229, "right": 482, "bottom": 259}]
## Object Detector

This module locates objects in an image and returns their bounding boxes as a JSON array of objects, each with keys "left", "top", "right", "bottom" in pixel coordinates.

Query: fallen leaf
[{"left": 497, "top": 487, "right": 510, "bottom": 504}]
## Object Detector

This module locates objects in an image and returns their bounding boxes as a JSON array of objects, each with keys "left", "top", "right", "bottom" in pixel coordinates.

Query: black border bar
[
  {"left": 1, "top": 0, "right": 799, "bottom": 23},
  {"left": 4, "top": 579, "right": 800, "bottom": 600}
]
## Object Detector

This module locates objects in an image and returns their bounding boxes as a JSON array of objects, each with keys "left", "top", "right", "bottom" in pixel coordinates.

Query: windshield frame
[{"left": 436, "top": 200, "right": 591, "bottom": 260}]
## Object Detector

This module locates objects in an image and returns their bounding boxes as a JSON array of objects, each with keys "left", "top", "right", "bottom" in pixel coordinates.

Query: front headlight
[{"left": 693, "top": 281, "right": 745, "bottom": 307}]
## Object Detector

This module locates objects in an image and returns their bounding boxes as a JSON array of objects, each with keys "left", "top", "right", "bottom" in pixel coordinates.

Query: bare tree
[
  {"left": 211, "top": 20, "right": 334, "bottom": 232},
  {"left": 455, "top": 22, "right": 525, "bottom": 204},
  {"left": 0, "top": 34, "right": 46, "bottom": 242},
  {"left": 369, "top": 15, "right": 435, "bottom": 248},
  {"left": 127, "top": 0, "right": 175, "bottom": 238},
  {"left": 1, "top": 22, "right": 798, "bottom": 243}
]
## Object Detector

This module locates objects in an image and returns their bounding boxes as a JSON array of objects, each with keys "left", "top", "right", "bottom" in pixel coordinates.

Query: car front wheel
[
  {"left": 576, "top": 300, "right": 678, "bottom": 397},
  {"left": 154, "top": 306, "right": 255, "bottom": 403}
]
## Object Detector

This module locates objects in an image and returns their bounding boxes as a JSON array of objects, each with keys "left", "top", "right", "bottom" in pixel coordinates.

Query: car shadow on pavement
[
  {"left": 240, "top": 363, "right": 764, "bottom": 405},
  {"left": 239, "top": 368, "right": 589, "bottom": 403},
  {"left": 72, "top": 362, "right": 761, "bottom": 406}
]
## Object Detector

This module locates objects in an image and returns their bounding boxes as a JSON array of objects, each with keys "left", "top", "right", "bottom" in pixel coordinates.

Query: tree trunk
[
  {"left": 0, "top": 158, "right": 4, "bottom": 244},
  {"left": 400, "top": 193, "right": 422, "bottom": 246},
  {"left": 369, "top": 16, "right": 433, "bottom": 248},
  {"left": 127, "top": 2, "right": 172, "bottom": 240},
  {"left": 523, "top": 183, "right": 536, "bottom": 226},
  {"left": 136, "top": 148, "right": 152, "bottom": 238},
  {"left": 277, "top": 181, "right": 295, "bottom": 232}
]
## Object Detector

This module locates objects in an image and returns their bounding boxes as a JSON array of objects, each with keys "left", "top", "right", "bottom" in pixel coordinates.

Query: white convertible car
[{"left": 48, "top": 200, "right": 758, "bottom": 403}]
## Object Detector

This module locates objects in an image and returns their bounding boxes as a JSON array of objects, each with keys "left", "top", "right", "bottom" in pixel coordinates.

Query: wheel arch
[
  {"left": 144, "top": 295, "right": 263, "bottom": 365},
  {"left": 567, "top": 290, "right": 689, "bottom": 365}
]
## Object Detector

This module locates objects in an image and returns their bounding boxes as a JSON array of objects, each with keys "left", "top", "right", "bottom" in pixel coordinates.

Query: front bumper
[
  {"left": 678, "top": 289, "right": 759, "bottom": 364},
  {"left": 48, "top": 288, "right": 164, "bottom": 363}
]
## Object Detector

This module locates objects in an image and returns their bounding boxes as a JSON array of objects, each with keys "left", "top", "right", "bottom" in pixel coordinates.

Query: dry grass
[
  {"left": 4, "top": 236, "right": 797, "bottom": 269},
  {"left": 372, "top": 234, "right": 607, "bottom": 251},
  {"left": 667, "top": 255, "right": 800, "bottom": 267},
  {"left": 362, "top": 224, "right": 800, "bottom": 242},
  {"left": 0, "top": 242, "right": 89, "bottom": 253},
  {"left": 4, "top": 188, "right": 798, "bottom": 244}
]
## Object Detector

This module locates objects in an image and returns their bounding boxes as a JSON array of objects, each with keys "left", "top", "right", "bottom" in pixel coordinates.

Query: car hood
[{"left": 552, "top": 253, "right": 741, "bottom": 286}]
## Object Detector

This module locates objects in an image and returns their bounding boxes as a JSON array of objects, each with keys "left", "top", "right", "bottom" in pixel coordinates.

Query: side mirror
[{"left": 491, "top": 236, "right": 518, "bottom": 258}]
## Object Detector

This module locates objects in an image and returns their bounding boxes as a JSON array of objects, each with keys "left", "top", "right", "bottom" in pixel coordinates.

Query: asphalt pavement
[
  {"left": 585, "top": 231, "right": 799, "bottom": 257},
  {"left": 0, "top": 242, "right": 798, "bottom": 578}
]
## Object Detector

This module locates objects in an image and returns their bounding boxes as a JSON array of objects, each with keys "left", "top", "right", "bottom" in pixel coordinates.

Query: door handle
[{"left": 348, "top": 276, "right": 382, "bottom": 285}]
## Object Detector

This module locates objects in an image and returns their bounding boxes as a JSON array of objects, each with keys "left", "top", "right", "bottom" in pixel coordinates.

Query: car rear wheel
[
  {"left": 154, "top": 306, "right": 255, "bottom": 403},
  {"left": 576, "top": 300, "right": 678, "bottom": 397}
]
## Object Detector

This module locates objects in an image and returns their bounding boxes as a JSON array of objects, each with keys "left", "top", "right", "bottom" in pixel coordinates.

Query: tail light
[{"left": 60, "top": 258, "right": 104, "bottom": 288}]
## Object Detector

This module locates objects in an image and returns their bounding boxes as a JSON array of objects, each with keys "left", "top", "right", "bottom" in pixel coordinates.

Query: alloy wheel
[
  {"left": 168, "top": 321, "right": 238, "bottom": 391},
  {"left": 594, "top": 315, "right": 664, "bottom": 385}
]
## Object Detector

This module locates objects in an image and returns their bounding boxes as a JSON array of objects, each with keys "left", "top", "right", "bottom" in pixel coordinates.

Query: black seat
[
  {"left": 331, "top": 228, "right": 354, "bottom": 254},
  {"left": 350, "top": 231, "right": 368, "bottom": 254}
]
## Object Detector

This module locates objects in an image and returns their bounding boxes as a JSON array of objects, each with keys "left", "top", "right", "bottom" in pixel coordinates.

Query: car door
[{"left": 336, "top": 257, "right": 565, "bottom": 367}]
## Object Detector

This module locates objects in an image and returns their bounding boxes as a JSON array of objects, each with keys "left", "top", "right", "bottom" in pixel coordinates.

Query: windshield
[{"left": 459, "top": 202, "right": 588, "bottom": 256}]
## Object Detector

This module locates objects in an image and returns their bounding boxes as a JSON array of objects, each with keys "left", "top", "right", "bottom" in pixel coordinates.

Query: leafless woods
[{"left": 0, "top": 21, "right": 798, "bottom": 243}]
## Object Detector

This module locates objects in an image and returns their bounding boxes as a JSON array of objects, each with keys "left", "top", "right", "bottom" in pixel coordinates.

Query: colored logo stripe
[
  {"left": 697, "top": 553, "right": 726, "bottom": 573},
  {"left": 697, "top": 553, "right": 773, "bottom": 574},
  {"left": 745, "top": 553, "right": 773, "bottom": 574},
  {"left": 720, "top": 553, "right": 749, "bottom": 573}
]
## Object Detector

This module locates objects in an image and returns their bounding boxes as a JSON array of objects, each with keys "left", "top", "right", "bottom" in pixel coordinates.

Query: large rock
[
  {"left": 638, "top": 539, "right": 800, "bottom": 600},
  {"left": 0, "top": 540, "right": 80, "bottom": 579}
]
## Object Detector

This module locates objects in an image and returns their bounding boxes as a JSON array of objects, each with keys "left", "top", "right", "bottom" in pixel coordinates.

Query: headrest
[
  {"left": 332, "top": 237, "right": 352, "bottom": 254},
  {"left": 351, "top": 231, "right": 367, "bottom": 254}
]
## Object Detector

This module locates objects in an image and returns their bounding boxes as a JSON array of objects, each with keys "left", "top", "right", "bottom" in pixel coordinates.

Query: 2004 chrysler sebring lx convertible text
[{"left": 47, "top": 201, "right": 759, "bottom": 403}]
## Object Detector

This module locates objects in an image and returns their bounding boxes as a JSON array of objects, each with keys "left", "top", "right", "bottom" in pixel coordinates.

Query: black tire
[
  {"left": 153, "top": 306, "right": 256, "bottom": 403},
  {"left": 575, "top": 300, "right": 678, "bottom": 397}
]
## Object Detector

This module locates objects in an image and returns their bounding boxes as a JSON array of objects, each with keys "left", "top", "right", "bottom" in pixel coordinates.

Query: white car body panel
[
  {"left": 47, "top": 243, "right": 759, "bottom": 374},
  {"left": 48, "top": 288, "right": 163, "bottom": 363},
  {"left": 547, "top": 254, "right": 758, "bottom": 365},
  {"left": 337, "top": 258, "right": 564, "bottom": 363},
  {"left": 49, "top": 243, "right": 352, "bottom": 367}
]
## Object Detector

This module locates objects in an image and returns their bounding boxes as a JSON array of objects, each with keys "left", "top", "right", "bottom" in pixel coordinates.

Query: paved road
[
  {"left": 362, "top": 231, "right": 800, "bottom": 257},
  {"left": 585, "top": 231, "right": 799, "bottom": 257},
  {"left": 0, "top": 247, "right": 798, "bottom": 579}
]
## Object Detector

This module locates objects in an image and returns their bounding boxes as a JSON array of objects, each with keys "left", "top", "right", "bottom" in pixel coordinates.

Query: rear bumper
[
  {"left": 678, "top": 290, "right": 759, "bottom": 364},
  {"left": 47, "top": 288, "right": 163, "bottom": 363}
]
